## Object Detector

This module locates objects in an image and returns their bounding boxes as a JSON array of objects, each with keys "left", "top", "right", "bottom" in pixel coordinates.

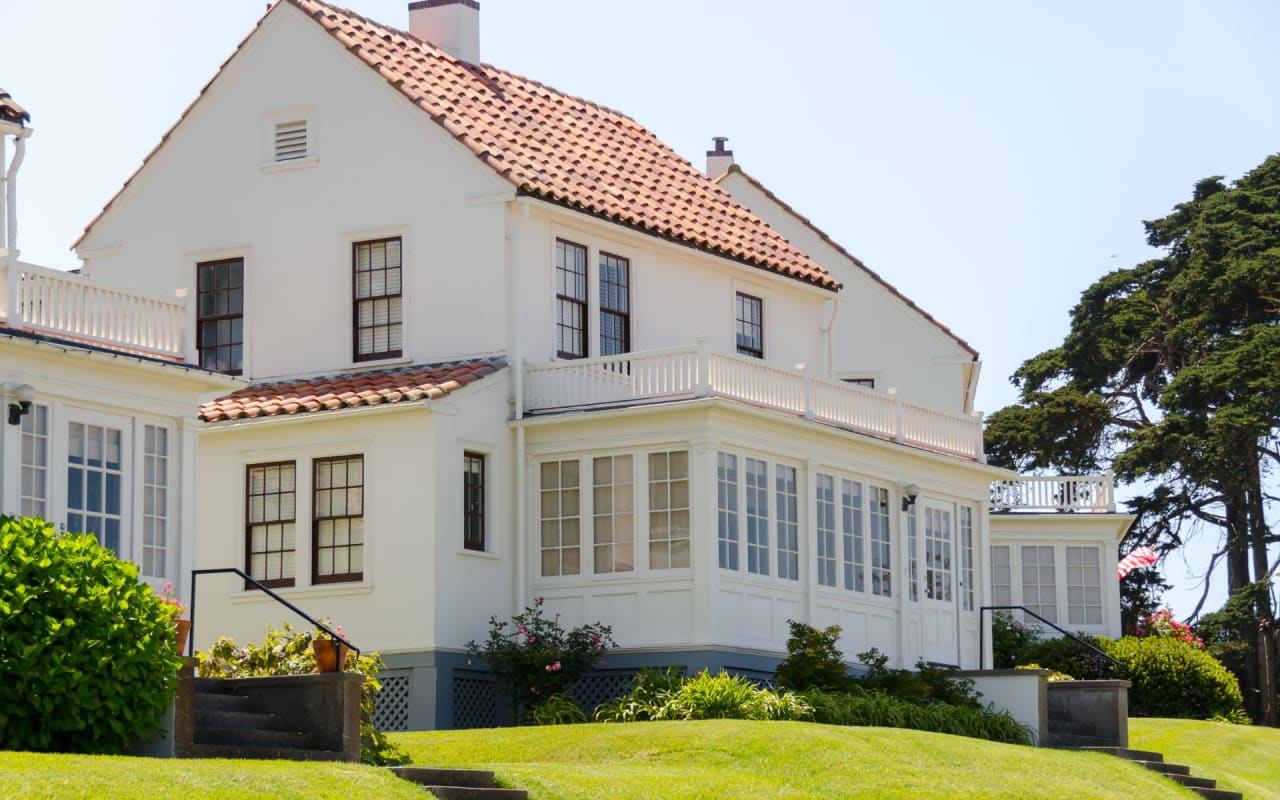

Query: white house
[
  {"left": 67, "top": 0, "right": 1131, "bottom": 730},
  {"left": 1, "top": 93, "right": 242, "bottom": 597}
]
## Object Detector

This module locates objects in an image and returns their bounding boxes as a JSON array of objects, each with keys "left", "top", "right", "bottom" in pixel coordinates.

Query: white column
[
  {"left": 176, "top": 416, "right": 200, "bottom": 601},
  {"left": 803, "top": 459, "right": 818, "bottom": 625},
  {"left": 690, "top": 439, "right": 717, "bottom": 646}
]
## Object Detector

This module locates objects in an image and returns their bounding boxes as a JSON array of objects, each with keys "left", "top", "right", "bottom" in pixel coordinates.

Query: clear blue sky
[{"left": 4, "top": 0, "right": 1278, "bottom": 619}]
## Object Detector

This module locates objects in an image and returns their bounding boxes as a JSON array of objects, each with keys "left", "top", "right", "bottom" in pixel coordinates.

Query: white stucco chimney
[
  {"left": 409, "top": 0, "right": 480, "bottom": 64},
  {"left": 706, "top": 137, "right": 734, "bottom": 179}
]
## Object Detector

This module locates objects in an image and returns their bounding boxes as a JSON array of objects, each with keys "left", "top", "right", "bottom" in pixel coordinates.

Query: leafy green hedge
[
  {"left": 1105, "top": 636, "right": 1244, "bottom": 720},
  {"left": 803, "top": 687, "right": 1032, "bottom": 745},
  {"left": 0, "top": 515, "right": 180, "bottom": 753}
]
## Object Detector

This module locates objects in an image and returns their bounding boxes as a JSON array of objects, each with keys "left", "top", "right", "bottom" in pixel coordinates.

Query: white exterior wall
[
  {"left": 0, "top": 337, "right": 237, "bottom": 600},
  {"left": 718, "top": 171, "right": 976, "bottom": 414},
  {"left": 75, "top": 6, "right": 512, "bottom": 380},
  {"left": 522, "top": 400, "right": 999, "bottom": 668},
  {"left": 191, "top": 370, "right": 514, "bottom": 656},
  {"left": 988, "top": 513, "right": 1130, "bottom": 639}
]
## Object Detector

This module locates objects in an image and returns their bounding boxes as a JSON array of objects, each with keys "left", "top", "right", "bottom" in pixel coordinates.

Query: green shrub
[
  {"left": 992, "top": 611, "right": 1041, "bottom": 668},
  {"left": 595, "top": 669, "right": 812, "bottom": 722},
  {"left": 196, "top": 621, "right": 408, "bottom": 765},
  {"left": 1021, "top": 633, "right": 1120, "bottom": 680},
  {"left": 1103, "top": 635, "right": 1244, "bottom": 720},
  {"left": 529, "top": 691, "right": 587, "bottom": 725},
  {"left": 593, "top": 667, "right": 684, "bottom": 722},
  {"left": 853, "top": 648, "right": 981, "bottom": 708},
  {"left": 803, "top": 687, "right": 1032, "bottom": 745},
  {"left": 0, "top": 515, "right": 180, "bottom": 754},
  {"left": 774, "top": 621, "right": 852, "bottom": 691}
]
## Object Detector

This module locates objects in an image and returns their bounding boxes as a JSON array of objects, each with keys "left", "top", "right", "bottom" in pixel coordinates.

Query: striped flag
[{"left": 1117, "top": 546, "right": 1159, "bottom": 579}]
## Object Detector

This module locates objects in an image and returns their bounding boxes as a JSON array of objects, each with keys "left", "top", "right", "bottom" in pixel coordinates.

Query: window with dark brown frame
[
  {"left": 599, "top": 252, "right": 630, "bottom": 356},
  {"left": 313, "top": 455, "right": 364, "bottom": 583},
  {"left": 353, "top": 238, "right": 403, "bottom": 361},
  {"left": 463, "top": 452, "right": 486, "bottom": 551},
  {"left": 555, "top": 239, "right": 587, "bottom": 359},
  {"left": 735, "top": 292, "right": 764, "bottom": 359},
  {"left": 246, "top": 461, "right": 296, "bottom": 589},
  {"left": 197, "top": 258, "right": 244, "bottom": 375}
]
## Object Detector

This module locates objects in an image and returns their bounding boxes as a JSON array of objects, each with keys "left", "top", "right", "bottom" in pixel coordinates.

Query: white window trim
[
  {"left": 341, "top": 225, "right": 410, "bottom": 369},
  {"left": 460, "top": 444, "right": 495, "bottom": 556},
  {"left": 731, "top": 279, "right": 770, "bottom": 360},
  {"left": 262, "top": 106, "right": 318, "bottom": 172}
]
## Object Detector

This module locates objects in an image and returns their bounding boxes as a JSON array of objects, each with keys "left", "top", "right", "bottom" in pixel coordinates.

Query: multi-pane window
[
  {"left": 313, "top": 456, "right": 365, "bottom": 583},
  {"left": 735, "top": 292, "right": 763, "bottom": 358},
  {"left": 841, "top": 479, "right": 864, "bottom": 592},
  {"left": 907, "top": 504, "right": 919, "bottom": 602},
  {"left": 990, "top": 546, "right": 1012, "bottom": 606},
  {"left": 19, "top": 404, "right": 49, "bottom": 518},
  {"left": 815, "top": 474, "right": 838, "bottom": 588},
  {"left": 66, "top": 423, "right": 124, "bottom": 555},
  {"left": 959, "top": 506, "right": 974, "bottom": 611},
  {"left": 648, "top": 451, "right": 689, "bottom": 569},
  {"left": 592, "top": 455, "right": 634, "bottom": 574},
  {"left": 246, "top": 462, "right": 296, "bottom": 588},
  {"left": 775, "top": 465, "right": 799, "bottom": 580},
  {"left": 716, "top": 452, "right": 740, "bottom": 571},
  {"left": 353, "top": 238, "right": 403, "bottom": 361},
  {"left": 540, "top": 460, "right": 581, "bottom": 576},
  {"left": 923, "top": 506, "right": 953, "bottom": 603},
  {"left": 463, "top": 452, "right": 485, "bottom": 552},
  {"left": 868, "top": 486, "right": 891, "bottom": 596},
  {"left": 142, "top": 425, "right": 169, "bottom": 577},
  {"left": 599, "top": 252, "right": 630, "bottom": 357},
  {"left": 555, "top": 239, "right": 588, "bottom": 359},
  {"left": 1066, "top": 546, "right": 1103, "bottom": 625},
  {"left": 197, "top": 258, "right": 244, "bottom": 375},
  {"left": 744, "top": 457, "right": 770, "bottom": 575},
  {"left": 1021, "top": 545, "right": 1057, "bottom": 624}
]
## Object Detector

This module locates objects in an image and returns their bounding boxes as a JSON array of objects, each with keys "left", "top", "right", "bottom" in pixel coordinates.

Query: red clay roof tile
[
  {"left": 0, "top": 88, "right": 29, "bottom": 125},
  {"left": 198, "top": 356, "right": 506, "bottom": 422}
]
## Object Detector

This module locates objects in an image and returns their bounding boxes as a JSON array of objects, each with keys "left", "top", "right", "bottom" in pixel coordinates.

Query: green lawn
[
  {"left": 1132, "top": 717, "right": 1280, "bottom": 800},
  {"left": 393, "top": 720, "right": 1198, "bottom": 800},
  {"left": 0, "top": 752, "right": 427, "bottom": 800}
]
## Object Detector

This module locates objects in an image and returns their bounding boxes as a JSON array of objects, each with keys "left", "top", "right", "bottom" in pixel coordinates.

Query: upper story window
[
  {"left": 463, "top": 452, "right": 486, "bottom": 552},
  {"left": 736, "top": 292, "right": 763, "bottom": 359},
  {"left": 313, "top": 455, "right": 365, "bottom": 584},
  {"left": 246, "top": 462, "right": 297, "bottom": 588},
  {"left": 599, "top": 252, "right": 630, "bottom": 356},
  {"left": 353, "top": 238, "right": 403, "bottom": 361},
  {"left": 555, "top": 239, "right": 588, "bottom": 359},
  {"left": 197, "top": 258, "right": 244, "bottom": 375},
  {"left": 274, "top": 120, "right": 308, "bottom": 162}
]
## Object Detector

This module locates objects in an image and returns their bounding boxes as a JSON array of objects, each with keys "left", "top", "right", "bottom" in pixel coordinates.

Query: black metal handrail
[
  {"left": 979, "top": 605, "right": 1121, "bottom": 672},
  {"left": 188, "top": 567, "right": 360, "bottom": 671}
]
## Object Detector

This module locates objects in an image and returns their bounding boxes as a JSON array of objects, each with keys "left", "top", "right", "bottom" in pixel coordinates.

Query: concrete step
[
  {"left": 1190, "top": 788, "right": 1243, "bottom": 800},
  {"left": 187, "top": 743, "right": 347, "bottom": 761},
  {"left": 1170, "top": 774, "right": 1217, "bottom": 790},
  {"left": 1070, "top": 746, "right": 1165, "bottom": 762},
  {"left": 194, "top": 691, "right": 252, "bottom": 712},
  {"left": 420, "top": 788, "right": 528, "bottom": 800},
  {"left": 1137, "top": 760, "right": 1190, "bottom": 776},
  {"left": 390, "top": 768, "right": 497, "bottom": 788},
  {"left": 194, "top": 725, "right": 312, "bottom": 750},
  {"left": 195, "top": 708, "right": 293, "bottom": 731},
  {"left": 1048, "top": 733, "right": 1118, "bottom": 748}
]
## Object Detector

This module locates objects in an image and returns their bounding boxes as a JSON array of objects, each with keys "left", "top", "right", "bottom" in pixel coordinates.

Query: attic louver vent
[{"left": 274, "top": 120, "right": 308, "bottom": 162}]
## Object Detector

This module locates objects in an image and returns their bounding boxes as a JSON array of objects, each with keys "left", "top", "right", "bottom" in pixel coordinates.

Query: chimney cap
[{"left": 706, "top": 136, "right": 732, "bottom": 157}]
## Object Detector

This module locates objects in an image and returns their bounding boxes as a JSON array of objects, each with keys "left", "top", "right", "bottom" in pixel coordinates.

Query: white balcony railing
[
  {"left": 1, "top": 257, "right": 187, "bottom": 360},
  {"left": 989, "top": 473, "right": 1116, "bottom": 513},
  {"left": 524, "top": 341, "right": 985, "bottom": 461}
]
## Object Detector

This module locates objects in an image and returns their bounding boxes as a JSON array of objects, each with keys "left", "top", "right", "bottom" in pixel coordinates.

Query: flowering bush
[
  {"left": 1130, "top": 608, "right": 1205, "bottom": 649},
  {"left": 156, "top": 581, "right": 187, "bottom": 621},
  {"left": 466, "top": 597, "right": 614, "bottom": 720}
]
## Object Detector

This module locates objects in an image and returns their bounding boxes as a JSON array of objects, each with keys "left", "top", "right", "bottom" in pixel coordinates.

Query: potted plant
[
  {"left": 312, "top": 623, "right": 350, "bottom": 673},
  {"left": 158, "top": 582, "right": 190, "bottom": 655}
]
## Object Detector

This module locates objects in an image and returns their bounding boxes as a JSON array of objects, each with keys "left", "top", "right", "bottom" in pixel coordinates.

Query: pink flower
[
  {"left": 545, "top": 661, "right": 562, "bottom": 673},
  {"left": 517, "top": 626, "right": 528, "bottom": 635},
  {"left": 527, "top": 636, "right": 537, "bottom": 645},
  {"left": 466, "top": 659, "right": 473, "bottom": 666},
  {"left": 535, "top": 596, "right": 544, "bottom": 603},
  {"left": 529, "top": 686, "right": 538, "bottom": 694}
]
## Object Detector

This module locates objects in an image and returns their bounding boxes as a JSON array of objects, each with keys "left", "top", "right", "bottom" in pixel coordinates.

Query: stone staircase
[
  {"left": 390, "top": 767, "right": 528, "bottom": 799},
  {"left": 1068, "top": 747, "right": 1242, "bottom": 800},
  {"left": 189, "top": 678, "right": 347, "bottom": 761}
]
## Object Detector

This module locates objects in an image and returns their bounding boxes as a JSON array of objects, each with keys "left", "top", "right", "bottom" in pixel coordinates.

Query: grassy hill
[{"left": 6, "top": 719, "right": 1274, "bottom": 799}]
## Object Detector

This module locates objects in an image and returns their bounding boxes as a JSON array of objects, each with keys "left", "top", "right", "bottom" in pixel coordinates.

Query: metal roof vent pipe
[
  {"left": 409, "top": 0, "right": 481, "bottom": 64},
  {"left": 706, "top": 136, "right": 734, "bottom": 179}
]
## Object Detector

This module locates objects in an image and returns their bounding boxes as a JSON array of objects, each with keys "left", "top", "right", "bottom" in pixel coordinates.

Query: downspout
[
  {"left": 819, "top": 297, "right": 840, "bottom": 379},
  {"left": 509, "top": 198, "right": 531, "bottom": 609},
  {"left": 4, "top": 127, "right": 30, "bottom": 251}
]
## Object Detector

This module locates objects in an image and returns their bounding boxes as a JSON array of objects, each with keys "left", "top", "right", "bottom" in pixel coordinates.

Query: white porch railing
[
  {"left": 989, "top": 473, "right": 1116, "bottom": 513},
  {"left": 523, "top": 341, "right": 985, "bottom": 461},
  {"left": 1, "top": 257, "right": 187, "bottom": 360}
]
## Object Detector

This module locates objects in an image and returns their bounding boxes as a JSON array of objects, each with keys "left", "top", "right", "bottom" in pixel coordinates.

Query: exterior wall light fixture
[
  {"left": 7, "top": 384, "right": 35, "bottom": 425},
  {"left": 900, "top": 482, "right": 920, "bottom": 512}
]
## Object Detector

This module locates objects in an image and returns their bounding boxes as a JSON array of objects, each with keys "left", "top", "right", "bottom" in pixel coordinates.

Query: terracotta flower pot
[
  {"left": 175, "top": 618, "right": 192, "bottom": 655},
  {"left": 313, "top": 638, "right": 350, "bottom": 672}
]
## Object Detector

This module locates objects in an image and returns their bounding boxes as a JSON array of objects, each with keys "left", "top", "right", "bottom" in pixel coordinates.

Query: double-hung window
[
  {"left": 353, "top": 238, "right": 403, "bottom": 361},
  {"left": 735, "top": 292, "right": 764, "bottom": 358},
  {"left": 463, "top": 452, "right": 486, "bottom": 552},
  {"left": 599, "top": 252, "right": 630, "bottom": 356},
  {"left": 313, "top": 456, "right": 365, "bottom": 583},
  {"left": 197, "top": 258, "right": 244, "bottom": 375},
  {"left": 246, "top": 462, "right": 296, "bottom": 588},
  {"left": 555, "top": 240, "right": 588, "bottom": 358}
]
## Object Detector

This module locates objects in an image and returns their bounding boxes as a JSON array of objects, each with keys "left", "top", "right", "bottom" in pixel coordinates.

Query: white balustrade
[
  {"left": 524, "top": 345, "right": 985, "bottom": 460},
  {"left": 0, "top": 259, "right": 185, "bottom": 359},
  {"left": 989, "top": 474, "right": 1115, "bottom": 513}
]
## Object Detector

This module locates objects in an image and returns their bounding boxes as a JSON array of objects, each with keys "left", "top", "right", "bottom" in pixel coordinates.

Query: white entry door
[{"left": 920, "top": 500, "right": 958, "bottom": 666}]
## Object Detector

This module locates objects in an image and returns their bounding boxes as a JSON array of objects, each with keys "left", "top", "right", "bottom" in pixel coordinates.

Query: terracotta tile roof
[
  {"left": 74, "top": 1, "right": 837, "bottom": 291},
  {"left": 0, "top": 87, "right": 29, "bottom": 125},
  {"left": 718, "top": 164, "right": 979, "bottom": 359},
  {"left": 199, "top": 357, "right": 505, "bottom": 422}
]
